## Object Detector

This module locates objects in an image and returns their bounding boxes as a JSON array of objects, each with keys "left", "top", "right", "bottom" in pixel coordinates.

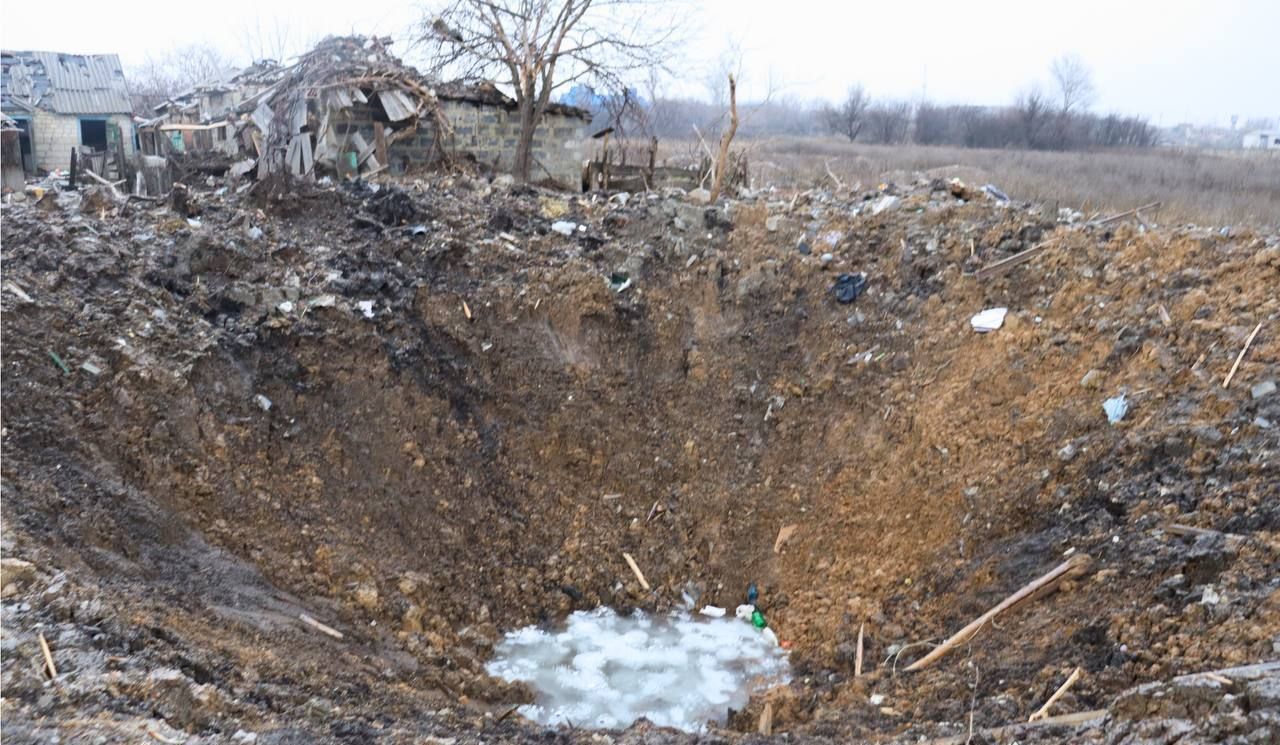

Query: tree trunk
[
  {"left": 709, "top": 74, "right": 738, "bottom": 202},
  {"left": 513, "top": 94, "right": 537, "bottom": 182}
]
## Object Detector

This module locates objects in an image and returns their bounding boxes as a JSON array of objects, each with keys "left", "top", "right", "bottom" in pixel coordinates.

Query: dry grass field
[{"left": 675, "top": 137, "right": 1280, "bottom": 227}]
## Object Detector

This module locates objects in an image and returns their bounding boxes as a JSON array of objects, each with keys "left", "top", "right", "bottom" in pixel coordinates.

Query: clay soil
[{"left": 1, "top": 172, "right": 1277, "bottom": 744}]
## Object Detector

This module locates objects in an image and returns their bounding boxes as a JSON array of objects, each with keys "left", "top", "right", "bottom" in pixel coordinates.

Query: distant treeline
[
  {"left": 575, "top": 54, "right": 1159, "bottom": 152},
  {"left": 587, "top": 95, "right": 1159, "bottom": 151}
]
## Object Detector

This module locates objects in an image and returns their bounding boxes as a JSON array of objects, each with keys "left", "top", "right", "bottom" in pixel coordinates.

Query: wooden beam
[
  {"left": 920, "top": 709, "right": 1107, "bottom": 745},
  {"left": 1029, "top": 666, "right": 1082, "bottom": 722},
  {"left": 905, "top": 554, "right": 1092, "bottom": 672},
  {"left": 1222, "top": 322, "right": 1263, "bottom": 388},
  {"left": 299, "top": 612, "right": 344, "bottom": 639},
  {"left": 1093, "top": 201, "right": 1162, "bottom": 226},
  {"left": 373, "top": 122, "right": 388, "bottom": 171},
  {"left": 38, "top": 632, "right": 58, "bottom": 678},
  {"left": 622, "top": 552, "right": 650, "bottom": 590},
  {"left": 974, "top": 241, "right": 1053, "bottom": 280}
]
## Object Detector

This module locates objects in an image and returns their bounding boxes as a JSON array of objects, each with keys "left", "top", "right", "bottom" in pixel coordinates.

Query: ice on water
[{"left": 485, "top": 607, "right": 790, "bottom": 733}]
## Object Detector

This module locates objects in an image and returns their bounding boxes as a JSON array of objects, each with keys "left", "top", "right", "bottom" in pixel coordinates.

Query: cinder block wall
[
  {"left": 437, "top": 101, "right": 587, "bottom": 189},
  {"left": 316, "top": 99, "right": 587, "bottom": 189},
  {"left": 26, "top": 111, "right": 135, "bottom": 172}
]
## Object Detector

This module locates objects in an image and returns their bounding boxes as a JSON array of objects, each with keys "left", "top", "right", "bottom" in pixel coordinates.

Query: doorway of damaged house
[{"left": 79, "top": 117, "right": 108, "bottom": 151}]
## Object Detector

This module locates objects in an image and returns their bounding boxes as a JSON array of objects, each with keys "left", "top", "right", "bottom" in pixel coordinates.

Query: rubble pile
[
  {"left": 240, "top": 35, "right": 449, "bottom": 182},
  {"left": 1, "top": 169, "right": 1277, "bottom": 743}
]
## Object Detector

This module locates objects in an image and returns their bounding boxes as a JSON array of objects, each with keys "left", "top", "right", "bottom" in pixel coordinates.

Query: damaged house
[
  {"left": 1, "top": 50, "right": 135, "bottom": 177},
  {"left": 231, "top": 37, "right": 591, "bottom": 189},
  {"left": 138, "top": 62, "right": 280, "bottom": 157}
]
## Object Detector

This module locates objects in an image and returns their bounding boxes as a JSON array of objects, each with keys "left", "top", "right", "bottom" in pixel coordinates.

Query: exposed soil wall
[{"left": 1, "top": 175, "right": 1277, "bottom": 743}]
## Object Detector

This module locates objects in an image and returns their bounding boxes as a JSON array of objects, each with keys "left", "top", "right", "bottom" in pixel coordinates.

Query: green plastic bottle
[{"left": 751, "top": 609, "right": 767, "bottom": 629}]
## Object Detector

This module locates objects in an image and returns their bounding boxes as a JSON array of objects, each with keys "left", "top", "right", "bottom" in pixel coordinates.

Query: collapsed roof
[
  {"left": 0, "top": 50, "right": 132, "bottom": 115},
  {"left": 237, "top": 35, "right": 450, "bottom": 179}
]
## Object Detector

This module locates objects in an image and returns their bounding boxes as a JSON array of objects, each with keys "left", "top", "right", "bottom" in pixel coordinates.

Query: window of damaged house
[{"left": 79, "top": 118, "right": 108, "bottom": 151}]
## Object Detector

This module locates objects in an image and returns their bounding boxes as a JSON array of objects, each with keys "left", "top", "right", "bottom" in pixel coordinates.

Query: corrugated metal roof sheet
[{"left": 1, "top": 50, "right": 132, "bottom": 114}]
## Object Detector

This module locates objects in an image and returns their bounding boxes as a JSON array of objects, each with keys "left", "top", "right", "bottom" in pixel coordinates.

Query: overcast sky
[{"left": 3, "top": 0, "right": 1277, "bottom": 125}]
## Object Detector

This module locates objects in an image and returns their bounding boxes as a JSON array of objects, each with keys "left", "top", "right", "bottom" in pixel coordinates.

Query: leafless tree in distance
[
  {"left": 126, "top": 44, "right": 237, "bottom": 115},
  {"left": 1014, "top": 84, "right": 1050, "bottom": 149},
  {"left": 823, "top": 85, "right": 868, "bottom": 142},
  {"left": 1049, "top": 53, "right": 1096, "bottom": 117},
  {"left": 866, "top": 100, "right": 911, "bottom": 144},
  {"left": 416, "top": 0, "right": 680, "bottom": 182}
]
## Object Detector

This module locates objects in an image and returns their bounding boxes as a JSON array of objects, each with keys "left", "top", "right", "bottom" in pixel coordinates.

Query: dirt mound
[{"left": 2, "top": 173, "right": 1277, "bottom": 743}]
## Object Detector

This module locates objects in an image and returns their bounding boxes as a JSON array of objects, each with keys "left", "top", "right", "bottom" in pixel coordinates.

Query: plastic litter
[
  {"left": 832, "top": 273, "right": 868, "bottom": 304},
  {"left": 870, "top": 195, "right": 899, "bottom": 215},
  {"left": 254, "top": 394, "right": 272, "bottom": 412},
  {"left": 1103, "top": 394, "right": 1129, "bottom": 424},
  {"left": 735, "top": 604, "right": 755, "bottom": 621},
  {"left": 699, "top": 605, "right": 726, "bottom": 618},
  {"left": 746, "top": 582, "right": 759, "bottom": 605},
  {"left": 751, "top": 609, "right": 767, "bottom": 629},
  {"left": 982, "top": 184, "right": 1010, "bottom": 202},
  {"left": 357, "top": 300, "right": 376, "bottom": 319},
  {"left": 551, "top": 220, "right": 577, "bottom": 236},
  {"left": 970, "top": 307, "right": 1008, "bottom": 333},
  {"left": 609, "top": 273, "right": 632, "bottom": 293}
]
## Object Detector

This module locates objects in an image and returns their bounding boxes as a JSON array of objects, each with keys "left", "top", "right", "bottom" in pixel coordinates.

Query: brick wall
[{"left": 25, "top": 111, "right": 135, "bottom": 172}]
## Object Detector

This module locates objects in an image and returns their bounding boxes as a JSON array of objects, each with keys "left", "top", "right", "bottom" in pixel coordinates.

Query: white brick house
[
  {"left": 1, "top": 50, "right": 135, "bottom": 175},
  {"left": 1242, "top": 130, "right": 1280, "bottom": 150}
]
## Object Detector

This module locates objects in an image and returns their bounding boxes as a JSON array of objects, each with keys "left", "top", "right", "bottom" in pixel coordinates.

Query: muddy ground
[{"left": 1, "top": 171, "right": 1277, "bottom": 744}]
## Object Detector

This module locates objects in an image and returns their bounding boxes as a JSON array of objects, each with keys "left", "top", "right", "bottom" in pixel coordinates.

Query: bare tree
[
  {"left": 241, "top": 16, "right": 311, "bottom": 64},
  {"left": 1014, "top": 84, "right": 1050, "bottom": 149},
  {"left": 866, "top": 100, "right": 911, "bottom": 144},
  {"left": 1049, "top": 53, "right": 1095, "bottom": 117},
  {"left": 417, "top": 0, "right": 678, "bottom": 182},
  {"left": 127, "top": 44, "right": 237, "bottom": 115},
  {"left": 822, "top": 85, "right": 868, "bottom": 142}
]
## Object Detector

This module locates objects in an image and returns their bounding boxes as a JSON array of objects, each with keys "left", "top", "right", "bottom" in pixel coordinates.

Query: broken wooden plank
[
  {"left": 1029, "top": 666, "right": 1082, "bottom": 722},
  {"left": 300, "top": 135, "right": 314, "bottom": 176},
  {"left": 974, "top": 241, "right": 1053, "bottom": 280},
  {"left": 1093, "top": 201, "right": 1162, "bottom": 227},
  {"left": 855, "top": 622, "right": 865, "bottom": 677},
  {"left": 38, "top": 632, "right": 57, "bottom": 678},
  {"left": 373, "top": 122, "right": 388, "bottom": 169},
  {"left": 757, "top": 702, "right": 773, "bottom": 735},
  {"left": 1222, "top": 322, "right": 1263, "bottom": 388},
  {"left": 905, "top": 554, "right": 1092, "bottom": 672},
  {"left": 298, "top": 612, "right": 344, "bottom": 639},
  {"left": 622, "top": 552, "right": 650, "bottom": 590},
  {"left": 251, "top": 102, "right": 274, "bottom": 133},
  {"left": 921, "top": 708, "right": 1107, "bottom": 745},
  {"left": 773, "top": 524, "right": 798, "bottom": 553},
  {"left": 378, "top": 89, "right": 417, "bottom": 122}
]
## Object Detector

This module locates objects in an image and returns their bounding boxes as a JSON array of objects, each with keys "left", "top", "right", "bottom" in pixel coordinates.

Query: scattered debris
[
  {"left": 831, "top": 272, "right": 868, "bottom": 304},
  {"left": 47, "top": 350, "right": 70, "bottom": 375},
  {"left": 970, "top": 307, "right": 1009, "bottom": 333},
  {"left": 254, "top": 394, "right": 272, "bottom": 412},
  {"left": 1104, "top": 394, "right": 1129, "bottom": 424},
  {"left": 773, "top": 524, "right": 799, "bottom": 553}
]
